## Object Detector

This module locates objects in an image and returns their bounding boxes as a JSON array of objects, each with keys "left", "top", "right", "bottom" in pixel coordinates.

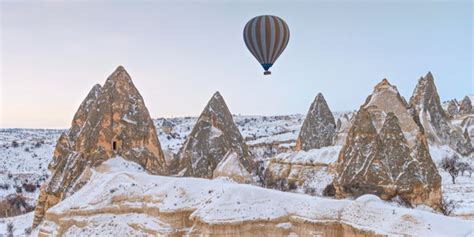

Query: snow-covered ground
[
  {"left": 33, "top": 157, "right": 474, "bottom": 236},
  {"left": 0, "top": 213, "right": 34, "bottom": 236},
  {"left": 272, "top": 145, "right": 341, "bottom": 165},
  {"left": 430, "top": 145, "right": 474, "bottom": 218},
  {"left": 0, "top": 129, "right": 61, "bottom": 208}
]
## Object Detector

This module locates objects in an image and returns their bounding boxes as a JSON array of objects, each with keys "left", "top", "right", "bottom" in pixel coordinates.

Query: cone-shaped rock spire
[
  {"left": 460, "top": 96, "right": 473, "bottom": 114},
  {"left": 172, "top": 91, "right": 255, "bottom": 179},
  {"left": 33, "top": 66, "right": 166, "bottom": 227},
  {"left": 409, "top": 72, "right": 472, "bottom": 155},
  {"left": 334, "top": 78, "right": 442, "bottom": 210},
  {"left": 296, "top": 93, "right": 336, "bottom": 151}
]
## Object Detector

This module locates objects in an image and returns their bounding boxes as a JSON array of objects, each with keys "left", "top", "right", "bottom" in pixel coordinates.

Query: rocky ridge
[{"left": 334, "top": 79, "right": 442, "bottom": 209}]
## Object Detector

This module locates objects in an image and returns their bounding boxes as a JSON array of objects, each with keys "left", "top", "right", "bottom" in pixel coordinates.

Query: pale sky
[{"left": 1, "top": 0, "right": 473, "bottom": 128}]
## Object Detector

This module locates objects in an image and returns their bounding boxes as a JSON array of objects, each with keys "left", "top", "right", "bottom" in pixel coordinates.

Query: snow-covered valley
[{"left": 1, "top": 112, "right": 474, "bottom": 236}]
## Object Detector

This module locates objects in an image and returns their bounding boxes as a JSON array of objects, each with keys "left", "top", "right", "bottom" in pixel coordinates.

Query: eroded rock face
[
  {"left": 409, "top": 72, "right": 473, "bottom": 155},
  {"left": 296, "top": 93, "right": 336, "bottom": 151},
  {"left": 33, "top": 66, "right": 166, "bottom": 227},
  {"left": 445, "top": 99, "right": 459, "bottom": 118},
  {"left": 213, "top": 150, "right": 255, "bottom": 184},
  {"left": 461, "top": 116, "right": 474, "bottom": 147},
  {"left": 334, "top": 113, "right": 353, "bottom": 145},
  {"left": 334, "top": 79, "right": 442, "bottom": 210},
  {"left": 460, "top": 96, "right": 473, "bottom": 115},
  {"left": 172, "top": 92, "right": 255, "bottom": 179},
  {"left": 263, "top": 146, "right": 340, "bottom": 195}
]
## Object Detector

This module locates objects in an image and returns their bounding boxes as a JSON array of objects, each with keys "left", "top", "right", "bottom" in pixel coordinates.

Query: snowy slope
[
  {"left": 430, "top": 145, "right": 474, "bottom": 218},
  {"left": 0, "top": 129, "right": 62, "bottom": 205},
  {"left": 273, "top": 145, "right": 341, "bottom": 165},
  {"left": 35, "top": 157, "right": 474, "bottom": 236}
]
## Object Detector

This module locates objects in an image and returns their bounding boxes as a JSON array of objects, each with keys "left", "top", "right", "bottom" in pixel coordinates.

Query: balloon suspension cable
[{"left": 264, "top": 71, "right": 271, "bottom": 75}]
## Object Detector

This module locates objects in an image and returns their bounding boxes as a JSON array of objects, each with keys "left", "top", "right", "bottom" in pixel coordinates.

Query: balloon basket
[{"left": 264, "top": 71, "right": 271, "bottom": 75}]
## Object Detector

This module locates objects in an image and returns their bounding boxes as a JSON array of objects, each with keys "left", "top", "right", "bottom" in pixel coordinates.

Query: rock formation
[
  {"left": 334, "top": 113, "right": 353, "bottom": 145},
  {"left": 334, "top": 79, "right": 442, "bottom": 209},
  {"left": 409, "top": 72, "right": 472, "bottom": 155},
  {"left": 445, "top": 99, "right": 459, "bottom": 118},
  {"left": 461, "top": 116, "right": 474, "bottom": 146},
  {"left": 171, "top": 92, "right": 255, "bottom": 180},
  {"left": 460, "top": 96, "right": 473, "bottom": 114},
  {"left": 264, "top": 146, "right": 340, "bottom": 195},
  {"left": 295, "top": 93, "right": 336, "bottom": 151},
  {"left": 213, "top": 150, "right": 255, "bottom": 184},
  {"left": 160, "top": 118, "right": 174, "bottom": 134},
  {"left": 33, "top": 66, "right": 166, "bottom": 227}
]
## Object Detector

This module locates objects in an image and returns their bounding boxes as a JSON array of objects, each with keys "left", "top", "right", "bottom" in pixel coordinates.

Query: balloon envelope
[{"left": 243, "top": 15, "right": 290, "bottom": 75}]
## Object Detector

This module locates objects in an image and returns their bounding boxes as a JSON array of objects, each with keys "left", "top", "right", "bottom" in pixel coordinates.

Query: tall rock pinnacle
[
  {"left": 296, "top": 93, "right": 336, "bottom": 151},
  {"left": 334, "top": 78, "right": 442, "bottom": 210},
  {"left": 459, "top": 96, "right": 473, "bottom": 114},
  {"left": 33, "top": 66, "right": 166, "bottom": 227},
  {"left": 172, "top": 92, "right": 255, "bottom": 180},
  {"left": 409, "top": 72, "right": 472, "bottom": 155}
]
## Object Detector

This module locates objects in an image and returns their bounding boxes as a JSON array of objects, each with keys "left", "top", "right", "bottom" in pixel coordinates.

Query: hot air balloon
[{"left": 243, "top": 15, "right": 290, "bottom": 75}]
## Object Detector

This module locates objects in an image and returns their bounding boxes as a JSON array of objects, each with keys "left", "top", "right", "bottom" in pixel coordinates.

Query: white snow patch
[
  {"left": 273, "top": 146, "right": 341, "bottom": 165},
  {"left": 41, "top": 164, "right": 474, "bottom": 236}
]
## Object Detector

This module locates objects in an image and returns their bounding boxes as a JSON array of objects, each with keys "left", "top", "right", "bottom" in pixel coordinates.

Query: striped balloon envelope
[{"left": 243, "top": 15, "right": 290, "bottom": 75}]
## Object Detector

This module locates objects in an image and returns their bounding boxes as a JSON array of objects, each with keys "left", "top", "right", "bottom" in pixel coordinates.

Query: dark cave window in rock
[{"left": 113, "top": 141, "right": 117, "bottom": 151}]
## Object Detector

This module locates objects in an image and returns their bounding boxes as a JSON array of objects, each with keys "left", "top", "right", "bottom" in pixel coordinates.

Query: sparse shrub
[
  {"left": 288, "top": 182, "right": 297, "bottom": 190},
  {"left": 24, "top": 227, "right": 32, "bottom": 235},
  {"left": 22, "top": 183, "right": 37, "bottom": 193},
  {"left": 449, "top": 168, "right": 459, "bottom": 184},
  {"left": 323, "top": 184, "right": 335, "bottom": 197},
  {"left": 11, "top": 141, "right": 19, "bottom": 148},
  {"left": 440, "top": 197, "right": 459, "bottom": 216},
  {"left": 304, "top": 187, "right": 316, "bottom": 196},
  {"left": 24, "top": 147, "right": 30, "bottom": 152},
  {"left": 457, "top": 162, "right": 472, "bottom": 176},
  {"left": 441, "top": 155, "right": 457, "bottom": 171},
  {"left": 0, "top": 194, "right": 35, "bottom": 217},
  {"left": 0, "top": 183, "right": 10, "bottom": 190},
  {"left": 392, "top": 195, "right": 413, "bottom": 208},
  {"left": 441, "top": 155, "right": 460, "bottom": 184},
  {"left": 7, "top": 222, "right": 14, "bottom": 237},
  {"left": 15, "top": 186, "right": 22, "bottom": 193}
]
